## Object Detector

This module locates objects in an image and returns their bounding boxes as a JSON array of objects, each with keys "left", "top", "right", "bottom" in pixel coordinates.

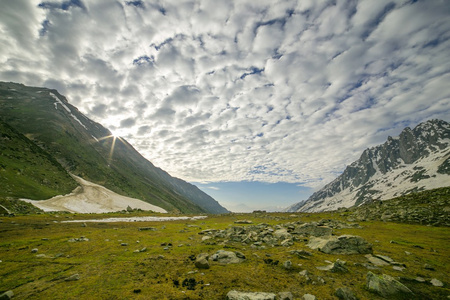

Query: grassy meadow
[{"left": 0, "top": 210, "right": 449, "bottom": 299}]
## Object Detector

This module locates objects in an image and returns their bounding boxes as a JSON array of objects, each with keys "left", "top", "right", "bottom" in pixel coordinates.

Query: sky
[{"left": 1, "top": 0, "right": 450, "bottom": 212}]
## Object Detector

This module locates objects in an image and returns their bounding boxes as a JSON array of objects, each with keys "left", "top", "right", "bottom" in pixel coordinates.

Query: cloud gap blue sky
[{"left": 1, "top": 0, "right": 449, "bottom": 210}]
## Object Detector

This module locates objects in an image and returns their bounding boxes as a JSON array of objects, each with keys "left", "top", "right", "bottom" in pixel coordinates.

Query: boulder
[
  {"left": 430, "top": 278, "right": 443, "bottom": 287},
  {"left": 366, "top": 272, "right": 413, "bottom": 298},
  {"left": 226, "top": 290, "right": 276, "bottom": 300},
  {"left": 195, "top": 253, "right": 210, "bottom": 269},
  {"left": 294, "top": 223, "right": 332, "bottom": 237},
  {"left": 210, "top": 250, "right": 245, "bottom": 264},
  {"left": 302, "top": 294, "right": 316, "bottom": 300},
  {"left": 278, "top": 292, "right": 293, "bottom": 300},
  {"left": 335, "top": 287, "right": 359, "bottom": 300},
  {"left": 307, "top": 235, "right": 372, "bottom": 254},
  {"left": 317, "top": 259, "right": 348, "bottom": 273},
  {"left": 365, "top": 254, "right": 390, "bottom": 266}
]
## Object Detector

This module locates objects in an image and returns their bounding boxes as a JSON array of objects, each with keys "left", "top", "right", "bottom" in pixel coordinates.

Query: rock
[
  {"left": 290, "top": 249, "right": 313, "bottom": 258},
  {"left": 31, "top": 248, "right": 38, "bottom": 253},
  {"left": 0, "top": 290, "right": 14, "bottom": 300},
  {"left": 317, "top": 259, "right": 348, "bottom": 273},
  {"left": 366, "top": 272, "right": 413, "bottom": 298},
  {"left": 365, "top": 254, "right": 390, "bottom": 266},
  {"left": 283, "top": 260, "right": 292, "bottom": 270},
  {"left": 65, "top": 274, "right": 80, "bottom": 281},
  {"left": 195, "top": 253, "right": 210, "bottom": 269},
  {"left": 302, "top": 294, "right": 316, "bottom": 300},
  {"left": 274, "top": 229, "right": 291, "bottom": 240},
  {"left": 335, "top": 287, "right": 359, "bottom": 300},
  {"left": 121, "top": 243, "right": 128, "bottom": 246},
  {"left": 126, "top": 205, "right": 133, "bottom": 212},
  {"left": 278, "top": 292, "right": 293, "bottom": 300},
  {"left": 424, "top": 263, "right": 435, "bottom": 271},
  {"left": 307, "top": 235, "right": 372, "bottom": 254},
  {"left": 138, "top": 227, "right": 157, "bottom": 231},
  {"left": 226, "top": 290, "right": 276, "bottom": 300},
  {"left": 234, "top": 220, "right": 253, "bottom": 224},
  {"left": 415, "top": 277, "right": 426, "bottom": 283},
  {"left": 430, "top": 278, "right": 444, "bottom": 287},
  {"left": 294, "top": 223, "right": 332, "bottom": 237},
  {"left": 374, "top": 255, "right": 394, "bottom": 263},
  {"left": 392, "top": 266, "right": 405, "bottom": 272},
  {"left": 210, "top": 250, "right": 244, "bottom": 264}
]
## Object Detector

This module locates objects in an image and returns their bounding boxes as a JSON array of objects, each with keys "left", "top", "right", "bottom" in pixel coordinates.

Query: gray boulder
[
  {"left": 317, "top": 259, "right": 348, "bottom": 273},
  {"left": 226, "top": 290, "right": 276, "bottom": 300},
  {"left": 195, "top": 253, "right": 210, "bottom": 269},
  {"left": 211, "top": 250, "right": 245, "bottom": 264},
  {"left": 294, "top": 223, "right": 332, "bottom": 237},
  {"left": 302, "top": 294, "right": 316, "bottom": 300},
  {"left": 335, "top": 287, "right": 359, "bottom": 300},
  {"left": 366, "top": 272, "right": 413, "bottom": 298},
  {"left": 307, "top": 235, "right": 372, "bottom": 254}
]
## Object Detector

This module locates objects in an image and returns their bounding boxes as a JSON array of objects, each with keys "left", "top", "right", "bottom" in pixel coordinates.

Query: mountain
[
  {"left": 287, "top": 119, "right": 450, "bottom": 212},
  {"left": 0, "top": 82, "right": 228, "bottom": 214}
]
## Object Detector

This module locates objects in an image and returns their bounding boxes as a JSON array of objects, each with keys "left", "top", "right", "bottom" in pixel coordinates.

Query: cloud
[{"left": 0, "top": 0, "right": 449, "bottom": 191}]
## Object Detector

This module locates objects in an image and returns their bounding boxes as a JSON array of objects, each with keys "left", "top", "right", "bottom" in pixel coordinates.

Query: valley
[{"left": 1, "top": 188, "right": 449, "bottom": 299}]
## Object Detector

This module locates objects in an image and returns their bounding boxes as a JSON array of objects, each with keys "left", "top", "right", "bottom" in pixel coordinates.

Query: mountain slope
[
  {"left": 0, "top": 81, "right": 228, "bottom": 214},
  {"left": 288, "top": 119, "right": 450, "bottom": 212}
]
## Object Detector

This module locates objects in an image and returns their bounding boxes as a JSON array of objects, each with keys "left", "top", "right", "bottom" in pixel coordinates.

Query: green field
[{"left": 0, "top": 209, "right": 448, "bottom": 299}]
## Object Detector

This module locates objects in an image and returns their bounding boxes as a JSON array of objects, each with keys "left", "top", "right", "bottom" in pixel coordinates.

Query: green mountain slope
[
  {"left": 0, "top": 82, "right": 228, "bottom": 214},
  {"left": 0, "top": 120, "right": 77, "bottom": 199}
]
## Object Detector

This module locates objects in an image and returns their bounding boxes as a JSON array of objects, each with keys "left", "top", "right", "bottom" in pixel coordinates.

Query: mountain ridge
[
  {"left": 0, "top": 81, "right": 228, "bottom": 214},
  {"left": 288, "top": 119, "right": 450, "bottom": 212}
]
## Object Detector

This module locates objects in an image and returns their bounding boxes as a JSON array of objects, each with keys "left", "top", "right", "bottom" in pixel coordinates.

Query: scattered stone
[
  {"left": 392, "top": 266, "right": 405, "bottom": 272},
  {"left": 424, "top": 263, "right": 435, "bottom": 271},
  {"left": 81, "top": 222, "right": 87, "bottom": 227},
  {"left": 121, "top": 243, "right": 128, "bottom": 246},
  {"left": 65, "top": 274, "right": 80, "bottom": 281},
  {"left": 210, "top": 250, "right": 245, "bottom": 264},
  {"left": 317, "top": 259, "right": 348, "bottom": 273},
  {"left": 374, "top": 254, "right": 394, "bottom": 263},
  {"left": 430, "top": 278, "right": 444, "bottom": 287},
  {"left": 138, "top": 227, "right": 157, "bottom": 231},
  {"left": 365, "top": 254, "right": 390, "bottom": 266},
  {"left": 68, "top": 237, "right": 89, "bottom": 242},
  {"left": 405, "top": 251, "right": 411, "bottom": 255},
  {"left": 234, "top": 220, "right": 253, "bottom": 224},
  {"left": 366, "top": 272, "right": 413, "bottom": 298},
  {"left": 335, "top": 287, "right": 359, "bottom": 300},
  {"left": 293, "top": 223, "right": 332, "bottom": 237},
  {"left": 41, "top": 238, "right": 49, "bottom": 241},
  {"left": 283, "top": 260, "right": 292, "bottom": 270},
  {"left": 307, "top": 235, "right": 372, "bottom": 254},
  {"left": 290, "top": 249, "right": 313, "bottom": 258},
  {"left": 278, "top": 292, "right": 293, "bottom": 300},
  {"left": 302, "top": 294, "right": 316, "bottom": 300},
  {"left": 195, "top": 253, "right": 210, "bottom": 269},
  {"left": 31, "top": 248, "right": 38, "bottom": 253},
  {"left": 226, "top": 290, "right": 276, "bottom": 300},
  {"left": 0, "top": 290, "right": 14, "bottom": 300}
]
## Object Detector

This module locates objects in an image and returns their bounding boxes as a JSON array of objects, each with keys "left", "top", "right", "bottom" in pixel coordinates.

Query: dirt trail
[{"left": 21, "top": 175, "right": 167, "bottom": 213}]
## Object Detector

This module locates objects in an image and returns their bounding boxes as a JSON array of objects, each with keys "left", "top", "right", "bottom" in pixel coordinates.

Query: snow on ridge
[{"left": 50, "top": 92, "right": 87, "bottom": 130}]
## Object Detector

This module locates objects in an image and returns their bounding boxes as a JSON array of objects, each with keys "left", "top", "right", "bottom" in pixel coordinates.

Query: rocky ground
[{"left": 0, "top": 205, "right": 448, "bottom": 299}]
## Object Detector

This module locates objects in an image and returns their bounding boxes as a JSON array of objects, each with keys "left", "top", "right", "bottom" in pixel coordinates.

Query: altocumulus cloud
[{"left": 1, "top": 0, "right": 449, "bottom": 189}]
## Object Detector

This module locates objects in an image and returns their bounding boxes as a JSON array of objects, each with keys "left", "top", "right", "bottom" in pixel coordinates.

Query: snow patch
[{"left": 21, "top": 175, "right": 168, "bottom": 214}]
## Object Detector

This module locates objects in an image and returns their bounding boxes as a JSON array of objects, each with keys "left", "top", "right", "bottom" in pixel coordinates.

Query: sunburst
[{"left": 97, "top": 133, "right": 125, "bottom": 164}]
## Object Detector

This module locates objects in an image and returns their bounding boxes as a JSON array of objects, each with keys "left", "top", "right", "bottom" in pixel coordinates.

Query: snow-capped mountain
[{"left": 287, "top": 119, "right": 450, "bottom": 212}]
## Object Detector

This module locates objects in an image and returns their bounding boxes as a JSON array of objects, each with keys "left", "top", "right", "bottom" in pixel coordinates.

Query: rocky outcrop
[
  {"left": 366, "top": 272, "right": 413, "bottom": 298},
  {"left": 288, "top": 119, "right": 450, "bottom": 213},
  {"left": 226, "top": 290, "right": 277, "bottom": 300},
  {"left": 307, "top": 235, "right": 372, "bottom": 254}
]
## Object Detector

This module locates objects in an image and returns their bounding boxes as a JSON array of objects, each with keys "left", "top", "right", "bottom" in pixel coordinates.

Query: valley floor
[{"left": 0, "top": 211, "right": 449, "bottom": 299}]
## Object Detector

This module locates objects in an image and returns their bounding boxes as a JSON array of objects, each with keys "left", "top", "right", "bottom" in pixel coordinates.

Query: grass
[{"left": 0, "top": 211, "right": 448, "bottom": 299}]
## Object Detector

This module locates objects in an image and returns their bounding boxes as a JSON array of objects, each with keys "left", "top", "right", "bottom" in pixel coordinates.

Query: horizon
[{"left": 1, "top": 1, "right": 449, "bottom": 210}]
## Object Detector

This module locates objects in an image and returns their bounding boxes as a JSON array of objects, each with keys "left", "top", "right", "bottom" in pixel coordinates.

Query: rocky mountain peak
[{"left": 287, "top": 119, "right": 450, "bottom": 213}]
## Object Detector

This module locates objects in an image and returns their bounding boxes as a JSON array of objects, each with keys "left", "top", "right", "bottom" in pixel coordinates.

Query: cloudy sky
[{"left": 1, "top": 0, "right": 449, "bottom": 211}]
